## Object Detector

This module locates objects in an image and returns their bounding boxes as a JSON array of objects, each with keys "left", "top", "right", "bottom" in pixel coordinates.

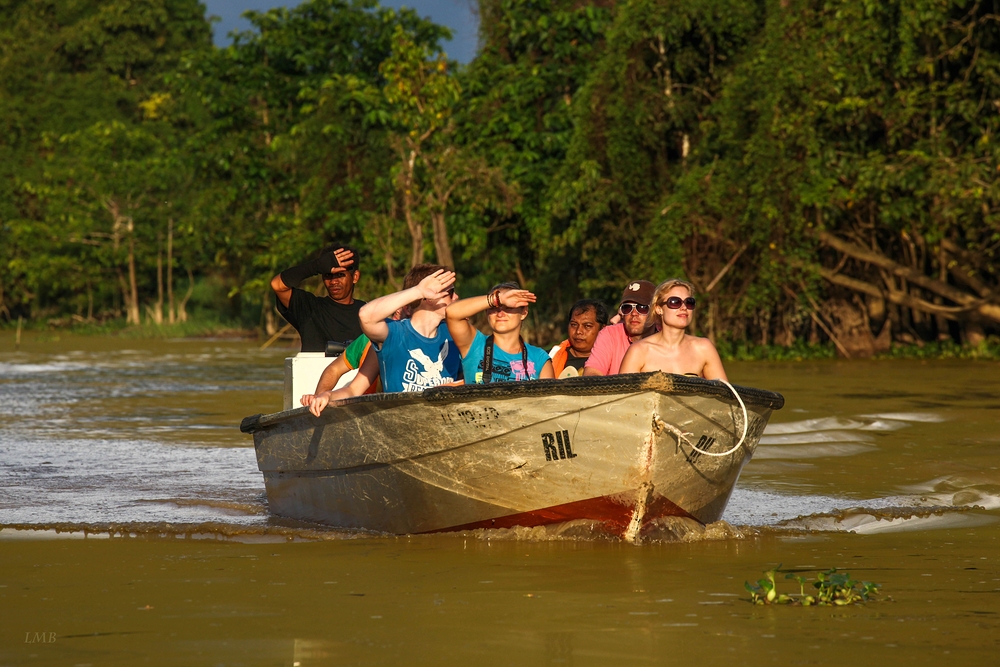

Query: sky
[{"left": 202, "top": 0, "right": 480, "bottom": 63}]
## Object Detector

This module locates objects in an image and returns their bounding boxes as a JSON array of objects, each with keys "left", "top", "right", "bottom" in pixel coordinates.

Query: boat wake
[
  {"left": 0, "top": 517, "right": 749, "bottom": 544},
  {"left": 2, "top": 503, "right": 996, "bottom": 544},
  {"left": 753, "top": 411, "right": 945, "bottom": 460},
  {"left": 728, "top": 410, "right": 1000, "bottom": 536},
  {"left": 3, "top": 409, "right": 996, "bottom": 544},
  {"left": 0, "top": 520, "right": 374, "bottom": 543}
]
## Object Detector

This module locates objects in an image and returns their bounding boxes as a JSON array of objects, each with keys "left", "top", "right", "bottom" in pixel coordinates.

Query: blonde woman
[{"left": 618, "top": 279, "right": 728, "bottom": 381}]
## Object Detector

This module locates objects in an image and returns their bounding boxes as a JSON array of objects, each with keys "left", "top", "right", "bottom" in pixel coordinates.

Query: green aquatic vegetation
[
  {"left": 875, "top": 338, "right": 1000, "bottom": 361},
  {"left": 744, "top": 566, "right": 880, "bottom": 606},
  {"left": 0, "top": 316, "right": 256, "bottom": 342},
  {"left": 716, "top": 341, "right": 839, "bottom": 362}
]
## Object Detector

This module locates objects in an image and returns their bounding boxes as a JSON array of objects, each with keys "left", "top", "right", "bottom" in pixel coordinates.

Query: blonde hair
[{"left": 651, "top": 279, "right": 695, "bottom": 317}]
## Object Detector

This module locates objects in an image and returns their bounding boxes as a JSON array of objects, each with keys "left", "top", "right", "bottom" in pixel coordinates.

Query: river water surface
[{"left": 1, "top": 333, "right": 998, "bottom": 665}]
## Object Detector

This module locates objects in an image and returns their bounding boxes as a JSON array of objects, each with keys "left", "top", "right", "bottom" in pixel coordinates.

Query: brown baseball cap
[{"left": 620, "top": 280, "right": 656, "bottom": 307}]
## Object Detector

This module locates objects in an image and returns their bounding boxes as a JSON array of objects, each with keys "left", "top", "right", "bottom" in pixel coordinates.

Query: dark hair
[
  {"left": 404, "top": 263, "right": 453, "bottom": 309},
  {"left": 320, "top": 243, "right": 360, "bottom": 272},
  {"left": 489, "top": 281, "right": 520, "bottom": 293},
  {"left": 568, "top": 299, "right": 609, "bottom": 326}
]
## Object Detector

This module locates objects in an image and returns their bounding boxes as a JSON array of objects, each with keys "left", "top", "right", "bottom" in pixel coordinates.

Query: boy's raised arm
[{"left": 359, "top": 270, "right": 455, "bottom": 344}]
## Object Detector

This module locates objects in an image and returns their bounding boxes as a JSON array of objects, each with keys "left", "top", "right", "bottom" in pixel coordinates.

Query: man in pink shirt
[{"left": 583, "top": 280, "right": 657, "bottom": 376}]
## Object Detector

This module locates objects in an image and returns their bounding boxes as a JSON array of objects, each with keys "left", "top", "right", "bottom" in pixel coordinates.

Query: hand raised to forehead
[
  {"left": 317, "top": 248, "right": 354, "bottom": 273},
  {"left": 498, "top": 289, "right": 537, "bottom": 308},
  {"left": 333, "top": 248, "right": 354, "bottom": 268},
  {"left": 416, "top": 270, "right": 456, "bottom": 299}
]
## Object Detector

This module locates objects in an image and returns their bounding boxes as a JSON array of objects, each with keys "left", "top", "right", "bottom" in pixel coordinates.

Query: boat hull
[{"left": 241, "top": 373, "right": 783, "bottom": 539}]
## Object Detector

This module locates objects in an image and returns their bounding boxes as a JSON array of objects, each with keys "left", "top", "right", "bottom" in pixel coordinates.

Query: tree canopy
[{"left": 2, "top": 0, "right": 998, "bottom": 354}]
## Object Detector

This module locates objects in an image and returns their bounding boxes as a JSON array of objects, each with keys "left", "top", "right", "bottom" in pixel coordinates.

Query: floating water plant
[{"left": 744, "top": 566, "right": 880, "bottom": 606}]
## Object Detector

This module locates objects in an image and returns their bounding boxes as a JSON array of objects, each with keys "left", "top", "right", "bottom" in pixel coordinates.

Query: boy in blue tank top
[
  {"left": 445, "top": 282, "right": 554, "bottom": 383},
  {"left": 359, "top": 264, "right": 463, "bottom": 392}
]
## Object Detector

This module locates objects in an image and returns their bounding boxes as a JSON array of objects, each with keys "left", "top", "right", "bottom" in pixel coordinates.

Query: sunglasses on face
[
  {"left": 619, "top": 303, "right": 650, "bottom": 315},
  {"left": 662, "top": 296, "right": 696, "bottom": 310}
]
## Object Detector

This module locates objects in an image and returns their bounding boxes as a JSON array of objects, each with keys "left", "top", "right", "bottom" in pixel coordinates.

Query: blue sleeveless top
[{"left": 461, "top": 331, "right": 550, "bottom": 384}]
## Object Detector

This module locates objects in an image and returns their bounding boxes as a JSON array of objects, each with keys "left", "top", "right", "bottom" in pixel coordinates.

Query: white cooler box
[{"left": 283, "top": 352, "right": 358, "bottom": 411}]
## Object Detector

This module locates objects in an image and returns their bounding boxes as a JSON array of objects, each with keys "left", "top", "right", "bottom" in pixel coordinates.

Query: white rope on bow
[{"left": 653, "top": 379, "right": 749, "bottom": 458}]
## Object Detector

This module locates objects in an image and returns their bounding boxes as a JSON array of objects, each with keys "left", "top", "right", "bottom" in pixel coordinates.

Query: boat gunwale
[{"left": 241, "top": 372, "right": 783, "bottom": 434}]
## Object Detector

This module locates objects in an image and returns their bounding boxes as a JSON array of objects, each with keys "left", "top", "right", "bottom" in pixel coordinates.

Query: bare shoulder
[
  {"left": 618, "top": 337, "right": 649, "bottom": 374},
  {"left": 686, "top": 334, "right": 719, "bottom": 353},
  {"left": 629, "top": 337, "right": 656, "bottom": 352},
  {"left": 687, "top": 334, "right": 727, "bottom": 380},
  {"left": 685, "top": 334, "right": 723, "bottom": 364}
]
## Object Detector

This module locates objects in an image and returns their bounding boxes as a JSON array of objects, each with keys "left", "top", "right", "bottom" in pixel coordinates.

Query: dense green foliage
[{"left": 2, "top": 0, "right": 998, "bottom": 353}]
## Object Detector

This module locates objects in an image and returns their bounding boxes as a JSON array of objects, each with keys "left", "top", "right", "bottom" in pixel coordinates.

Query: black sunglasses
[
  {"left": 662, "top": 296, "right": 696, "bottom": 310},
  {"left": 619, "top": 303, "right": 650, "bottom": 315}
]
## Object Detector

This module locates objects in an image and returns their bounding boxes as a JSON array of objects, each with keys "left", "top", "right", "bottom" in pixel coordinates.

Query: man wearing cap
[
  {"left": 583, "top": 280, "right": 657, "bottom": 376},
  {"left": 270, "top": 244, "right": 365, "bottom": 352}
]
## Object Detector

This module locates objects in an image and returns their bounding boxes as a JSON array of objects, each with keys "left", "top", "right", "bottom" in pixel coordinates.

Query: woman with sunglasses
[
  {"left": 618, "top": 279, "right": 728, "bottom": 381},
  {"left": 446, "top": 282, "right": 554, "bottom": 383}
]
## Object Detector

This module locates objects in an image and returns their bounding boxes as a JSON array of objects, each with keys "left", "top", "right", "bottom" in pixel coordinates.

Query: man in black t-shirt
[{"left": 270, "top": 244, "right": 367, "bottom": 352}]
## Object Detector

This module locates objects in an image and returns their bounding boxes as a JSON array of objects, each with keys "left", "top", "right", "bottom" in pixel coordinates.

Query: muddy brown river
[{"left": 1, "top": 333, "right": 998, "bottom": 665}]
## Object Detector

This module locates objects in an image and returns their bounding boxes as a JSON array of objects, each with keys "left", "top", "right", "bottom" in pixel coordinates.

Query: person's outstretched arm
[
  {"left": 359, "top": 270, "right": 455, "bottom": 344},
  {"left": 306, "top": 352, "right": 380, "bottom": 417},
  {"left": 270, "top": 248, "right": 354, "bottom": 308},
  {"left": 445, "top": 288, "right": 536, "bottom": 356},
  {"left": 299, "top": 355, "right": 350, "bottom": 406}
]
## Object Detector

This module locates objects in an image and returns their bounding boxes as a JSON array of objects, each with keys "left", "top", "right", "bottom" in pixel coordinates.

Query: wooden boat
[{"left": 240, "top": 373, "right": 784, "bottom": 541}]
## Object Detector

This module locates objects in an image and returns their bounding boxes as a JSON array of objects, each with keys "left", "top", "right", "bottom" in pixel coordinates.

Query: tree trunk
[
  {"left": 402, "top": 151, "right": 424, "bottom": 268},
  {"left": 431, "top": 210, "right": 454, "bottom": 268},
  {"left": 126, "top": 220, "right": 140, "bottom": 325},
  {"left": 965, "top": 322, "right": 986, "bottom": 346},
  {"left": 178, "top": 268, "right": 194, "bottom": 323},
  {"left": 262, "top": 290, "right": 278, "bottom": 336},
  {"left": 819, "top": 232, "right": 1000, "bottom": 326},
  {"left": 153, "top": 234, "right": 164, "bottom": 325},
  {"left": 117, "top": 268, "right": 132, "bottom": 324},
  {"left": 372, "top": 213, "right": 401, "bottom": 291},
  {"left": 167, "top": 219, "right": 175, "bottom": 324},
  {"left": 113, "top": 270, "right": 121, "bottom": 317}
]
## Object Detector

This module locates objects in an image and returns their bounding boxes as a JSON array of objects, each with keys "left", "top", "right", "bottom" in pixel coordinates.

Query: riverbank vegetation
[{"left": 2, "top": 0, "right": 998, "bottom": 356}]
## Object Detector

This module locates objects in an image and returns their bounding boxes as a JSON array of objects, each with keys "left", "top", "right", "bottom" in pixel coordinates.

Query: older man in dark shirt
[{"left": 269, "top": 245, "right": 365, "bottom": 352}]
